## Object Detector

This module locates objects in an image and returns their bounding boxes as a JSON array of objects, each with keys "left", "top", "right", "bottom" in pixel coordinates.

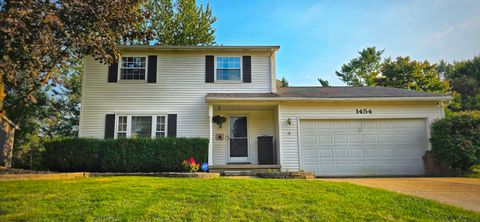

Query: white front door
[{"left": 228, "top": 116, "right": 249, "bottom": 162}]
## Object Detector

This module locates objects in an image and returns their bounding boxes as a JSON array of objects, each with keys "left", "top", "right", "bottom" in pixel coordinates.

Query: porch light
[{"left": 287, "top": 118, "right": 292, "bottom": 125}]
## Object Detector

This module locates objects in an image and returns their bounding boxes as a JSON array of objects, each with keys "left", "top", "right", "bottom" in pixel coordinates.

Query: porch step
[{"left": 223, "top": 171, "right": 253, "bottom": 176}]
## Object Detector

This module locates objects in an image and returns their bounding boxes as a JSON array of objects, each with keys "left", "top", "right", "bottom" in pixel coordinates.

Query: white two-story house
[{"left": 79, "top": 45, "right": 450, "bottom": 176}]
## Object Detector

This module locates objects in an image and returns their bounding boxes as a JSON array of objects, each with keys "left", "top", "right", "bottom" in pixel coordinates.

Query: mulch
[{"left": 0, "top": 166, "right": 54, "bottom": 174}]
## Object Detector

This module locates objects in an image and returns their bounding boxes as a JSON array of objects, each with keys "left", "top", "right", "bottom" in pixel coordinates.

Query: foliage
[
  {"left": 1, "top": 177, "right": 479, "bottom": 221},
  {"left": 138, "top": 0, "right": 216, "bottom": 45},
  {"left": 0, "top": 0, "right": 151, "bottom": 113},
  {"left": 334, "top": 47, "right": 449, "bottom": 94},
  {"left": 181, "top": 156, "right": 200, "bottom": 172},
  {"left": 335, "top": 47, "right": 384, "bottom": 86},
  {"left": 377, "top": 56, "right": 449, "bottom": 93},
  {"left": 442, "top": 56, "right": 480, "bottom": 111},
  {"left": 280, "top": 77, "right": 289, "bottom": 87},
  {"left": 10, "top": 58, "right": 82, "bottom": 169},
  {"left": 318, "top": 78, "right": 330, "bottom": 87},
  {"left": 42, "top": 137, "right": 208, "bottom": 172},
  {"left": 430, "top": 111, "right": 480, "bottom": 170}
]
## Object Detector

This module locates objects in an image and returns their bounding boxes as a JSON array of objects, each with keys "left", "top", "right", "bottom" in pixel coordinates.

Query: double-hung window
[
  {"left": 116, "top": 115, "right": 166, "bottom": 138},
  {"left": 216, "top": 57, "right": 241, "bottom": 81},
  {"left": 156, "top": 116, "right": 166, "bottom": 138},
  {"left": 120, "top": 57, "right": 146, "bottom": 80}
]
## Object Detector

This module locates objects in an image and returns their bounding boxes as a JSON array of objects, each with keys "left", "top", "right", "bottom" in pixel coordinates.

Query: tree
[
  {"left": 46, "top": 58, "right": 83, "bottom": 137},
  {"left": 377, "top": 56, "right": 449, "bottom": 93},
  {"left": 0, "top": 0, "right": 151, "bottom": 116},
  {"left": 1, "top": 0, "right": 151, "bottom": 169},
  {"left": 139, "top": 0, "right": 216, "bottom": 45},
  {"left": 318, "top": 78, "right": 330, "bottom": 87},
  {"left": 335, "top": 47, "right": 384, "bottom": 86},
  {"left": 280, "top": 77, "right": 289, "bottom": 87},
  {"left": 444, "top": 56, "right": 480, "bottom": 111}
]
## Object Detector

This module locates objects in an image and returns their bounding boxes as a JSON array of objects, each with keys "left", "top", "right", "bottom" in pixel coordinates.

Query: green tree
[
  {"left": 444, "top": 56, "right": 480, "bottom": 111},
  {"left": 47, "top": 58, "right": 83, "bottom": 137},
  {"left": 335, "top": 47, "right": 384, "bottom": 86},
  {"left": 318, "top": 78, "right": 330, "bottom": 87},
  {"left": 140, "top": 0, "right": 216, "bottom": 45},
  {"left": 280, "top": 77, "right": 289, "bottom": 87},
  {"left": 377, "top": 56, "right": 449, "bottom": 93},
  {"left": 1, "top": 0, "right": 151, "bottom": 168},
  {"left": 1, "top": 0, "right": 150, "bottom": 115}
]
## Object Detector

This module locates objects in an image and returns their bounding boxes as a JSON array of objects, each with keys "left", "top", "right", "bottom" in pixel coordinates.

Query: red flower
[{"left": 188, "top": 156, "right": 196, "bottom": 165}]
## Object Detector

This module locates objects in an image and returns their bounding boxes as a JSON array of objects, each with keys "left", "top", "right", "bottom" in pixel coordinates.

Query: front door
[{"left": 228, "top": 116, "right": 249, "bottom": 162}]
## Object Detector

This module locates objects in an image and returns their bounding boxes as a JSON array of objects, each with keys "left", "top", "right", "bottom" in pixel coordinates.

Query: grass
[
  {"left": 468, "top": 164, "right": 480, "bottom": 178},
  {"left": 0, "top": 177, "right": 479, "bottom": 221}
]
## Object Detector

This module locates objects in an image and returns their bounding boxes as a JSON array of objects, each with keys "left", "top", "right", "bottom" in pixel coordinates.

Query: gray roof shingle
[{"left": 206, "top": 86, "right": 448, "bottom": 100}]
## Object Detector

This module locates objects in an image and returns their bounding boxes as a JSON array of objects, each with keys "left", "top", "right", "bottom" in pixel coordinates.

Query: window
[
  {"left": 117, "top": 116, "right": 127, "bottom": 138},
  {"left": 131, "top": 116, "right": 152, "bottom": 138},
  {"left": 156, "top": 116, "right": 166, "bottom": 137},
  {"left": 216, "top": 57, "right": 241, "bottom": 81},
  {"left": 120, "top": 57, "right": 146, "bottom": 80},
  {"left": 116, "top": 115, "right": 166, "bottom": 139}
]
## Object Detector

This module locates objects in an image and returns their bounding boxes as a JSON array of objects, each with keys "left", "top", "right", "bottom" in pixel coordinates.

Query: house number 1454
[{"left": 356, "top": 109, "right": 372, "bottom": 114}]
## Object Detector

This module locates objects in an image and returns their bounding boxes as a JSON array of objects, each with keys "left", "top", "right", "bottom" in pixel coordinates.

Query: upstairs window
[
  {"left": 216, "top": 57, "right": 241, "bottom": 81},
  {"left": 120, "top": 57, "right": 146, "bottom": 80}
]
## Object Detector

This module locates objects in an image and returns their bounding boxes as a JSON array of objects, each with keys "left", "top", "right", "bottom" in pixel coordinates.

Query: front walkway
[{"left": 320, "top": 177, "right": 480, "bottom": 212}]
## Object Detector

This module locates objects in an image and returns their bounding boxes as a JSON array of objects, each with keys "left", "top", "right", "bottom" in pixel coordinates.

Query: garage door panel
[
  {"left": 363, "top": 135, "right": 379, "bottom": 143},
  {"left": 319, "top": 150, "right": 334, "bottom": 158},
  {"left": 300, "top": 119, "right": 427, "bottom": 176}
]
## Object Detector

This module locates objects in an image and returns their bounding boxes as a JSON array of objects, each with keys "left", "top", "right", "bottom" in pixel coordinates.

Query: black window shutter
[
  {"left": 167, "top": 114, "right": 177, "bottom": 137},
  {"left": 147, "top": 55, "right": 157, "bottom": 83},
  {"left": 205, "top": 55, "right": 214, "bottom": 83},
  {"left": 108, "top": 62, "right": 118, "bottom": 82},
  {"left": 243, "top": 56, "right": 252, "bottom": 83},
  {"left": 105, "top": 114, "right": 115, "bottom": 139}
]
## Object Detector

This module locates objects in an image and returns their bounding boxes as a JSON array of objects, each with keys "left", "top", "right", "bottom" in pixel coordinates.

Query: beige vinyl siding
[
  {"left": 278, "top": 101, "right": 444, "bottom": 171},
  {"left": 79, "top": 52, "right": 272, "bottom": 138},
  {"left": 212, "top": 110, "right": 275, "bottom": 165}
]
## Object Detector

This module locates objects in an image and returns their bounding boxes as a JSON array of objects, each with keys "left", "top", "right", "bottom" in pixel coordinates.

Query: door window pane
[
  {"left": 131, "top": 116, "right": 152, "bottom": 138},
  {"left": 230, "top": 117, "right": 247, "bottom": 138}
]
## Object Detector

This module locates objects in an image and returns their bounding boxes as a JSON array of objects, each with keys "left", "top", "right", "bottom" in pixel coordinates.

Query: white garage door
[{"left": 300, "top": 119, "right": 427, "bottom": 176}]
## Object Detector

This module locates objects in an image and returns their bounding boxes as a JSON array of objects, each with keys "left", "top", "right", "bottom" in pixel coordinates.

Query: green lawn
[
  {"left": 468, "top": 164, "right": 480, "bottom": 178},
  {"left": 0, "top": 177, "right": 479, "bottom": 221}
]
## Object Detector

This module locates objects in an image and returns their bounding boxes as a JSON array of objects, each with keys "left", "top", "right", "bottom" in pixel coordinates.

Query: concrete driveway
[{"left": 321, "top": 178, "right": 480, "bottom": 212}]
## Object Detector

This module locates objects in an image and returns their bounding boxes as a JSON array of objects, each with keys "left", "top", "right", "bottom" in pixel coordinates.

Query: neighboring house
[
  {"left": 0, "top": 114, "right": 18, "bottom": 167},
  {"left": 79, "top": 45, "right": 450, "bottom": 176}
]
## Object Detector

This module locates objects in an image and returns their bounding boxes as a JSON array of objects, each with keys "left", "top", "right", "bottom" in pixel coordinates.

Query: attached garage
[
  {"left": 207, "top": 86, "right": 450, "bottom": 176},
  {"left": 300, "top": 119, "right": 427, "bottom": 176}
]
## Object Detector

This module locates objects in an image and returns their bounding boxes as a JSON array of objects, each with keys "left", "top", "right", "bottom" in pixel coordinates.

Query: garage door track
[{"left": 322, "top": 177, "right": 480, "bottom": 212}]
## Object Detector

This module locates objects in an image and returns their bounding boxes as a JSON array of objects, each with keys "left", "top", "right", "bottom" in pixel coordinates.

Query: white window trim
[
  {"left": 118, "top": 55, "right": 148, "bottom": 82},
  {"left": 214, "top": 56, "right": 243, "bottom": 83},
  {"left": 114, "top": 114, "right": 167, "bottom": 139}
]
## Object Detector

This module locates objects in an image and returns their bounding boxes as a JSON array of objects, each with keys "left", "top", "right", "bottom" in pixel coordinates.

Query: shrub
[
  {"left": 430, "top": 111, "right": 480, "bottom": 170},
  {"left": 42, "top": 137, "right": 208, "bottom": 172}
]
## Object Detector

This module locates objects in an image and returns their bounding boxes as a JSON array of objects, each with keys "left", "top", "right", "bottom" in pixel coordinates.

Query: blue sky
[{"left": 209, "top": 0, "right": 480, "bottom": 86}]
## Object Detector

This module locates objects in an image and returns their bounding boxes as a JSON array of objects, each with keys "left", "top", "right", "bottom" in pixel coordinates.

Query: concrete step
[{"left": 223, "top": 171, "right": 253, "bottom": 176}]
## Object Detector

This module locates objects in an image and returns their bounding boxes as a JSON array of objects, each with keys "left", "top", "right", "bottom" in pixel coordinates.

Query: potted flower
[
  {"left": 182, "top": 156, "right": 200, "bottom": 172},
  {"left": 212, "top": 115, "right": 227, "bottom": 128}
]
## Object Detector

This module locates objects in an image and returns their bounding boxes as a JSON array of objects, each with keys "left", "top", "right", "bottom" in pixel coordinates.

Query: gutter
[
  {"left": 118, "top": 45, "right": 280, "bottom": 52},
  {"left": 205, "top": 96, "right": 452, "bottom": 102}
]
